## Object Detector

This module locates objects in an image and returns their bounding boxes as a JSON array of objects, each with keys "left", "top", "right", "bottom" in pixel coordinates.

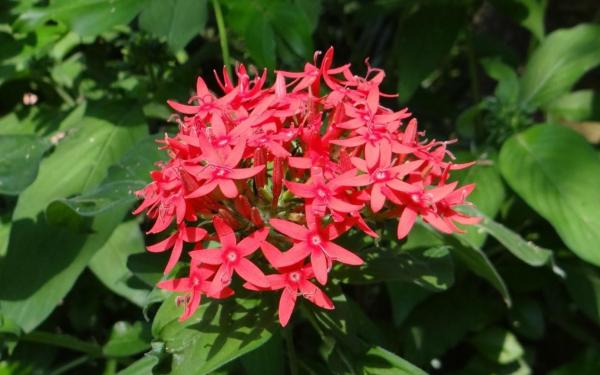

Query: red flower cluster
[{"left": 134, "top": 48, "right": 478, "bottom": 326}]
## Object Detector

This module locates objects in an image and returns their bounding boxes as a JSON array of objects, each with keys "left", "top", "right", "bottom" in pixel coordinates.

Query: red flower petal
[
  {"left": 235, "top": 258, "right": 269, "bottom": 288},
  {"left": 397, "top": 206, "right": 418, "bottom": 239},
  {"left": 323, "top": 242, "right": 363, "bottom": 266},
  {"left": 269, "top": 219, "right": 309, "bottom": 241},
  {"left": 213, "top": 216, "right": 237, "bottom": 248},
  {"left": 278, "top": 287, "right": 297, "bottom": 327}
]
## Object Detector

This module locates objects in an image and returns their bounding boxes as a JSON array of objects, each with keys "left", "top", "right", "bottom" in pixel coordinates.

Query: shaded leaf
[
  {"left": 337, "top": 245, "right": 454, "bottom": 291},
  {"left": 103, "top": 321, "right": 152, "bottom": 358},
  {"left": 17, "top": 0, "right": 151, "bottom": 37},
  {"left": 563, "top": 263, "right": 600, "bottom": 325},
  {"left": 139, "top": 0, "right": 208, "bottom": 52},
  {"left": 152, "top": 296, "right": 275, "bottom": 375},
  {"left": 470, "top": 327, "right": 524, "bottom": 364},
  {"left": 395, "top": 2, "right": 467, "bottom": 101},
  {"left": 46, "top": 135, "right": 163, "bottom": 220},
  {"left": 490, "top": 0, "right": 546, "bottom": 41},
  {"left": 0, "top": 134, "right": 50, "bottom": 195},
  {"left": 89, "top": 220, "right": 150, "bottom": 307},
  {"left": 0, "top": 106, "right": 146, "bottom": 332}
]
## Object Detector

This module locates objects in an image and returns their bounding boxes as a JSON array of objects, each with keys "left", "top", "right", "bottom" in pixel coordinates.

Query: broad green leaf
[
  {"left": 499, "top": 124, "right": 600, "bottom": 266},
  {"left": 337, "top": 246, "right": 454, "bottom": 291},
  {"left": 270, "top": 3, "right": 313, "bottom": 59},
  {"left": 395, "top": 2, "right": 467, "bottom": 101},
  {"left": 490, "top": 0, "right": 546, "bottom": 41},
  {"left": 0, "top": 134, "right": 50, "bottom": 195},
  {"left": 152, "top": 297, "right": 275, "bottom": 375},
  {"left": 226, "top": 0, "right": 318, "bottom": 68},
  {"left": 470, "top": 327, "right": 524, "bottom": 364},
  {"left": 46, "top": 135, "right": 163, "bottom": 219},
  {"left": 362, "top": 346, "right": 428, "bottom": 375},
  {"left": 547, "top": 90, "right": 600, "bottom": 122},
  {"left": 89, "top": 220, "right": 150, "bottom": 307},
  {"left": 17, "top": 0, "right": 151, "bottom": 37},
  {"left": 103, "top": 321, "right": 152, "bottom": 358},
  {"left": 520, "top": 24, "right": 600, "bottom": 108},
  {"left": 549, "top": 346, "right": 600, "bottom": 375},
  {"left": 0, "top": 104, "right": 86, "bottom": 136},
  {"left": 116, "top": 355, "right": 159, "bottom": 375},
  {"left": 563, "top": 263, "right": 600, "bottom": 325},
  {"left": 0, "top": 106, "right": 146, "bottom": 332},
  {"left": 139, "top": 0, "right": 208, "bottom": 52},
  {"left": 244, "top": 17, "right": 276, "bottom": 69}
]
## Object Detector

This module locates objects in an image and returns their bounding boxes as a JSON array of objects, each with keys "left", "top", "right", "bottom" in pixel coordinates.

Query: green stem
[
  {"left": 21, "top": 331, "right": 103, "bottom": 357},
  {"left": 48, "top": 355, "right": 90, "bottom": 375},
  {"left": 211, "top": 0, "right": 232, "bottom": 78},
  {"left": 283, "top": 328, "right": 299, "bottom": 375}
]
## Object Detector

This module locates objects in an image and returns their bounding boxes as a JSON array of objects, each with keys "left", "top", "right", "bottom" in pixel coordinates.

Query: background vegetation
[{"left": 1, "top": 0, "right": 600, "bottom": 374}]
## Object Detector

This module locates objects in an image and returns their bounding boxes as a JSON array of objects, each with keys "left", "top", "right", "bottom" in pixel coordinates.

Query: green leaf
[
  {"left": 480, "top": 58, "right": 520, "bottom": 104},
  {"left": 116, "top": 355, "right": 159, "bottom": 375},
  {"left": 563, "top": 263, "right": 600, "bottom": 325},
  {"left": 470, "top": 327, "right": 524, "bottom": 364},
  {"left": 244, "top": 16, "right": 276, "bottom": 69},
  {"left": 103, "top": 321, "right": 152, "bottom": 358},
  {"left": 0, "top": 134, "right": 50, "bottom": 195},
  {"left": 139, "top": 0, "right": 208, "bottom": 52},
  {"left": 499, "top": 124, "right": 600, "bottom": 266},
  {"left": 18, "top": 0, "right": 151, "bottom": 37},
  {"left": 520, "top": 24, "right": 600, "bottom": 108},
  {"left": 226, "top": 0, "right": 318, "bottom": 67},
  {"left": 89, "top": 220, "right": 150, "bottom": 307},
  {"left": 46, "top": 135, "right": 163, "bottom": 220},
  {"left": 546, "top": 90, "right": 600, "bottom": 122},
  {"left": 490, "top": 0, "right": 546, "bottom": 41},
  {"left": 362, "top": 346, "right": 428, "bottom": 375},
  {"left": 337, "top": 245, "right": 454, "bottom": 291},
  {"left": 450, "top": 238, "right": 511, "bottom": 306},
  {"left": 270, "top": 3, "right": 313, "bottom": 59},
  {"left": 0, "top": 105, "right": 146, "bottom": 332},
  {"left": 395, "top": 2, "right": 467, "bottom": 101},
  {"left": 152, "top": 297, "right": 275, "bottom": 375}
]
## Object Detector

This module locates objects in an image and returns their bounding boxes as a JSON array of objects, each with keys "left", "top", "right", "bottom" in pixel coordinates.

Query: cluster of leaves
[{"left": 1, "top": 0, "right": 600, "bottom": 374}]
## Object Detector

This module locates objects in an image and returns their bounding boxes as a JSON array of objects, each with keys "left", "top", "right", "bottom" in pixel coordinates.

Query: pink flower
[
  {"left": 190, "top": 217, "right": 270, "bottom": 296},
  {"left": 245, "top": 261, "right": 333, "bottom": 327},
  {"left": 146, "top": 222, "right": 207, "bottom": 274},
  {"left": 158, "top": 262, "right": 233, "bottom": 321},
  {"left": 268, "top": 210, "right": 363, "bottom": 285}
]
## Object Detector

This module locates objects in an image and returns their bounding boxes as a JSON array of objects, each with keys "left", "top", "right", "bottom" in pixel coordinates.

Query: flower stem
[
  {"left": 283, "top": 327, "right": 299, "bottom": 375},
  {"left": 211, "top": 0, "right": 232, "bottom": 78}
]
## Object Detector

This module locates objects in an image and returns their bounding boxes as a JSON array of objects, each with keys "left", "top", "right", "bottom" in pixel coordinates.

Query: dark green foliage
[{"left": 1, "top": 0, "right": 600, "bottom": 374}]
